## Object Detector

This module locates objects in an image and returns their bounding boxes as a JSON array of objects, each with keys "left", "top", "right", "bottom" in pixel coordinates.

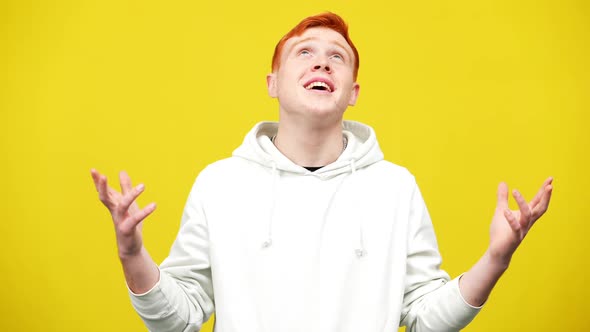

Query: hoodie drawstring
[
  {"left": 262, "top": 159, "right": 366, "bottom": 259},
  {"left": 350, "top": 159, "right": 357, "bottom": 173},
  {"left": 262, "top": 162, "right": 278, "bottom": 249},
  {"left": 349, "top": 159, "right": 366, "bottom": 258},
  {"left": 321, "top": 159, "right": 366, "bottom": 259}
]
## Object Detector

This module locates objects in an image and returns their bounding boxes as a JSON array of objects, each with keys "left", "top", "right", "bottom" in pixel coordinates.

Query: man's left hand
[{"left": 488, "top": 177, "right": 554, "bottom": 266}]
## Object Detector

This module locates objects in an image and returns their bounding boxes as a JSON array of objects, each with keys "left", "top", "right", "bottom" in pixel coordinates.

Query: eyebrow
[{"left": 290, "top": 36, "right": 352, "bottom": 59}]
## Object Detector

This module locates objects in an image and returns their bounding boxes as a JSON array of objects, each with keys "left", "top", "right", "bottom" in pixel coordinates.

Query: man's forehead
[{"left": 283, "top": 27, "right": 353, "bottom": 55}]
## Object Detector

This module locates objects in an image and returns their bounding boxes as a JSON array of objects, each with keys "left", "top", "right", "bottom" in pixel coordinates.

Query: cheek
[
  {"left": 278, "top": 73, "right": 301, "bottom": 90},
  {"left": 276, "top": 78, "right": 302, "bottom": 100}
]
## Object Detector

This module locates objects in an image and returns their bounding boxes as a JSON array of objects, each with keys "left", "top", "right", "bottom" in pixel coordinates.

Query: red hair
[{"left": 271, "top": 12, "right": 360, "bottom": 80}]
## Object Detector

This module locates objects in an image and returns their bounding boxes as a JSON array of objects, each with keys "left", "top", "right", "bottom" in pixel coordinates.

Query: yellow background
[{"left": 1, "top": 0, "right": 588, "bottom": 331}]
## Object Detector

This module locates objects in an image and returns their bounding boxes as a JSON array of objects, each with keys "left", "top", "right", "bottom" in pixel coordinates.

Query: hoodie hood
[{"left": 232, "top": 120, "right": 384, "bottom": 178}]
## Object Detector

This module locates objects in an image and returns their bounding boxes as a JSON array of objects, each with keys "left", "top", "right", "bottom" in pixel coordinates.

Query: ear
[
  {"left": 266, "top": 73, "right": 277, "bottom": 98},
  {"left": 348, "top": 82, "right": 360, "bottom": 106}
]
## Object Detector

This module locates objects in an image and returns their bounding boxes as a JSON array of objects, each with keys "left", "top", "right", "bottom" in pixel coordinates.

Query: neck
[{"left": 274, "top": 119, "right": 345, "bottom": 167}]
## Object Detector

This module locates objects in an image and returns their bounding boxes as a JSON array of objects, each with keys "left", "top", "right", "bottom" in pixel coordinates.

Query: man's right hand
[
  {"left": 91, "top": 169, "right": 160, "bottom": 293},
  {"left": 90, "top": 169, "right": 157, "bottom": 259}
]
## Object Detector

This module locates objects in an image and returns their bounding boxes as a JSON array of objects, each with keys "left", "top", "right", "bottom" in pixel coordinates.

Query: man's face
[{"left": 267, "top": 27, "right": 360, "bottom": 120}]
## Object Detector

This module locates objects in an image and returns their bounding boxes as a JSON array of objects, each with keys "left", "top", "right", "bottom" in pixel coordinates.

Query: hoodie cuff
[
  {"left": 127, "top": 271, "right": 161, "bottom": 297},
  {"left": 442, "top": 275, "right": 483, "bottom": 328},
  {"left": 127, "top": 269, "right": 174, "bottom": 318},
  {"left": 455, "top": 273, "right": 486, "bottom": 309}
]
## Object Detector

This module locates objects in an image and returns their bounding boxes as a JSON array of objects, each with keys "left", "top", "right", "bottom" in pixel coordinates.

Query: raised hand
[
  {"left": 488, "top": 177, "right": 553, "bottom": 265},
  {"left": 91, "top": 169, "right": 157, "bottom": 259}
]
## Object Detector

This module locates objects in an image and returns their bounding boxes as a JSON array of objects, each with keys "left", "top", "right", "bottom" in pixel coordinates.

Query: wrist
[
  {"left": 484, "top": 248, "right": 512, "bottom": 272},
  {"left": 117, "top": 246, "right": 160, "bottom": 294},
  {"left": 118, "top": 245, "right": 145, "bottom": 262}
]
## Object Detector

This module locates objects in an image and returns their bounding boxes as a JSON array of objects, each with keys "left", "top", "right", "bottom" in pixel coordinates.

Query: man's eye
[
  {"left": 331, "top": 54, "right": 343, "bottom": 60},
  {"left": 299, "top": 50, "right": 311, "bottom": 56}
]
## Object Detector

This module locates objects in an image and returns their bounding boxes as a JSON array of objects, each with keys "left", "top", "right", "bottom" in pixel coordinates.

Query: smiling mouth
[{"left": 305, "top": 81, "right": 332, "bottom": 92}]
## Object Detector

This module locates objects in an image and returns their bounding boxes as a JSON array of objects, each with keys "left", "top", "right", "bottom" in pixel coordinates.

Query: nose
[{"left": 312, "top": 63, "right": 331, "bottom": 73}]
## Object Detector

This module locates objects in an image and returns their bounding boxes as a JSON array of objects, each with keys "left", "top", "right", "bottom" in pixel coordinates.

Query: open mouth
[
  {"left": 305, "top": 81, "right": 332, "bottom": 92},
  {"left": 303, "top": 78, "right": 334, "bottom": 93}
]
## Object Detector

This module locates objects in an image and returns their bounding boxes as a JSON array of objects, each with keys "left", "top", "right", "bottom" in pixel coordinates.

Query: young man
[{"left": 91, "top": 12, "right": 553, "bottom": 332}]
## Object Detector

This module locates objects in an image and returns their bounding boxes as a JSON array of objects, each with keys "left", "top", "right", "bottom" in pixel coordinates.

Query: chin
[
  {"left": 303, "top": 105, "right": 345, "bottom": 122},
  {"left": 300, "top": 101, "right": 334, "bottom": 113},
  {"left": 279, "top": 97, "right": 345, "bottom": 120}
]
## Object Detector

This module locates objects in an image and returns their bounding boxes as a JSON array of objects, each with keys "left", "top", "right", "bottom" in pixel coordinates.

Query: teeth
[{"left": 305, "top": 81, "right": 332, "bottom": 92}]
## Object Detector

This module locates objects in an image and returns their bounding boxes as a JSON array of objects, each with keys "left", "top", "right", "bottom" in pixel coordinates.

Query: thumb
[{"left": 496, "top": 182, "right": 509, "bottom": 210}]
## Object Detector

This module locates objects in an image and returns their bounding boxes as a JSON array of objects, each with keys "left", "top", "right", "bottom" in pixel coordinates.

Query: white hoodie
[{"left": 130, "top": 121, "right": 481, "bottom": 332}]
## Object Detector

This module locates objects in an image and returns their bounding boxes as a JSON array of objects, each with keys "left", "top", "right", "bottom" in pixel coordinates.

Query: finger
[
  {"left": 496, "top": 182, "right": 509, "bottom": 210},
  {"left": 529, "top": 177, "right": 554, "bottom": 210},
  {"left": 116, "top": 183, "right": 145, "bottom": 218},
  {"left": 532, "top": 184, "right": 553, "bottom": 220},
  {"left": 97, "top": 174, "right": 110, "bottom": 205},
  {"left": 119, "top": 170, "right": 133, "bottom": 195},
  {"left": 503, "top": 208, "right": 521, "bottom": 232},
  {"left": 123, "top": 202, "right": 157, "bottom": 231},
  {"left": 91, "top": 170, "right": 112, "bottom": 209},
  {"left": 512, "top": 189, "right": 532, "bottom": 227},
  {"left": 90, "top": 169, "right": 102, "bottom": 192}
]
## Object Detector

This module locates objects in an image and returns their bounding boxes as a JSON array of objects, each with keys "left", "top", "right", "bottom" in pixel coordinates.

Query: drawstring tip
[
  {"left": 355, "top": 249, "right": 366, "bottom": 258},
  {"left": 262, "top": 239, "right": 273, "bottom": 249}
]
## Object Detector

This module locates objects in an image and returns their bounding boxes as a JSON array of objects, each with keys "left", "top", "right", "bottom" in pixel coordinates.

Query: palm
[
  {"left": 488, "top": 178, "right": 553, "bottom": 263},
  {"left": 105, "top": 186, "right": 144, "bottom": 234},
  {"left": 91, "top": 169, "right": 156, "bottom": 258}
]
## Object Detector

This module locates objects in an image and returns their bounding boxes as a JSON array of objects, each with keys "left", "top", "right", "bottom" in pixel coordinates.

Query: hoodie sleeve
[
  {"left": 128, "top": 174, "right": 215, "bottom": 332},
  {"left": 400, "top": 182, "right": 481, "bottom": 332}
]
